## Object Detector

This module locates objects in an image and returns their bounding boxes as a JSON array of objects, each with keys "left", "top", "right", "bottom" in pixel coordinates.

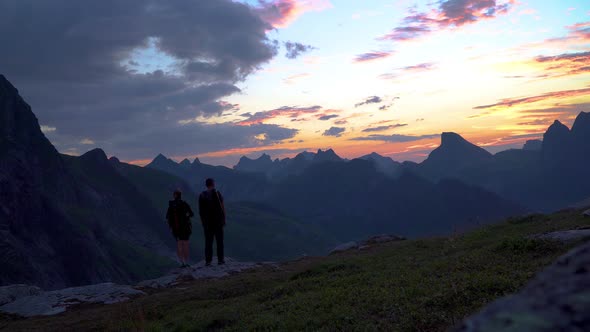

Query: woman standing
[{"left": 166, "top": 189, "right": 194, "bottom": 267}]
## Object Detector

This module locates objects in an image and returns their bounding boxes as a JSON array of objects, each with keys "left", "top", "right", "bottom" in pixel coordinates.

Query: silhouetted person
[
  {"left": 199, "top": 178, "right": 226, "bottom": 266},
  {"left": 166, "top": 190, "right": 194, "bottom": 267}
]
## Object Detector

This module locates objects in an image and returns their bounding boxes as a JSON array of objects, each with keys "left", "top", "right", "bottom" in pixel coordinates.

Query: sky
[{"left": 1, "top": 0, "right": 589, "bottom": 166}]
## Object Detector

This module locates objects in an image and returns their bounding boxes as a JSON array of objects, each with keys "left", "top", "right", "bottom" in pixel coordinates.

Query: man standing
[
  {"left": 166, "top": 190, "right": 194, "bottom": 268},
  {"left": 199, "top": 178, "right": 226, "bottom": 266}
]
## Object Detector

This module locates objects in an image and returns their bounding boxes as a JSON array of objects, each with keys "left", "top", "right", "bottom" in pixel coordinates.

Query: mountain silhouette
[
  {"left": 523, "top": 139, "right": 542, "bottom": 151},
  {"left": 413, "top": 113, "right": 590, "bottom": 211},
  {"left": 265, "top": 159, "right": 523, "bottom": 240},
  {"left": 147, "top": 153, "right": 268, "bottom": 200},
  {"left": 234, "top": 153, "right": 274, "bottom": 174},
  {"left": 358, "top": 152, "right": 402, "bottom": 177},
  {"left": 420, "top": 132, "right": 493, "bottom": 179},
  {"left": 0, "top": 75, "right": 331, "bottom": 288}
]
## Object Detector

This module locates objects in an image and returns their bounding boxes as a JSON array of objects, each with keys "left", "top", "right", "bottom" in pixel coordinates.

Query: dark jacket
[
  {"left": 199, "top": 189, "right": 225, "bottom": 225},
  {"left": 166, "top": 199, "right": 194, "bottom": 231}
]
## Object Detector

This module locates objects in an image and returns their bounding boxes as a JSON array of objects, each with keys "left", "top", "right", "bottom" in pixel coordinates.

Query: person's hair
[
  {"left": 173, "top": 189, "right": 182, "bottom": 199},
  {"left": 205, "top": 178, "right": 215, "bottom": 188}
]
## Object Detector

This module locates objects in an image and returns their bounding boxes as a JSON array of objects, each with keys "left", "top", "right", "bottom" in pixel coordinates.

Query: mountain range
[
  {"left": 2, "top": 72, "right": 589, "bottom": 289},
  {"left": 0, "top": 75, "right": 330, "bottom": 289}
]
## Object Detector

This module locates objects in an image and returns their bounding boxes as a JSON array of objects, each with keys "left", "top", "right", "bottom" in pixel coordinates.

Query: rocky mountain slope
[{"left": 0, "top": 75, "right": 330, "bottom": 289}]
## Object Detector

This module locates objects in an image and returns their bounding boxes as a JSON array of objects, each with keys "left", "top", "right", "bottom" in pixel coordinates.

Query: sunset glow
[{"left": 5, "top": 0, "right": 589, "bottom": 166}]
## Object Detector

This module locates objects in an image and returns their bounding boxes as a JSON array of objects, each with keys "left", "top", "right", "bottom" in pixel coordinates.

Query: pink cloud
[
  {"left": 256, "top": 0, "right": 332, "bottom": 28},
  {"left": 238, "top": 105, "right": 322, "bottom": 125},
  {"left": 380, "top": 0, "right": 516, "bottom": 41},
  {"left": 353, "top": 51, "right": 393, "bottom": 63}
]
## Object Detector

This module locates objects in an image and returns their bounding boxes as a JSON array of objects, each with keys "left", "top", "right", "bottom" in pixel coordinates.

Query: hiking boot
[
  {"left": 205, "top": 262, "right": 212, "bottom": 267},
  {"left": 218, "top": 261, "right": 225, "bottom": 265}
]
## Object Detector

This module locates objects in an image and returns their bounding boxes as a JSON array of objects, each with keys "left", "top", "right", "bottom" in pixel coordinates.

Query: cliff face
[{"left": 0, "top": 75, "right": 174, "bottom": 289}]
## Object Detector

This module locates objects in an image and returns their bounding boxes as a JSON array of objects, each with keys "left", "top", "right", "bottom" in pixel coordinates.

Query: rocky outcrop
[
  {"left": 0, "top": 285, "right": 41, "bottom": 306},
  {"left": 0, "top": 259, "right": 268, "bottom": 317},
  {"left": 458, "top": 241, "right": 590, "bottom": 331},
  {"left": 329, "top": 241, "right": 359, "bottom": 254},
  {"left": 0, "top": 283, "right": 145, "bottom": 317},
  {"left": 137, "top": 259, "right": 264, "bottom": 289},
  {"left": 532, "top": 229, "right": 590, "bottom": 242}
]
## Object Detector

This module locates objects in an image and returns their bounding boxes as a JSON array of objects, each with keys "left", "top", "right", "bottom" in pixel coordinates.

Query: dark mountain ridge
[{"left": 0, "top": 75, "right": 329, "bottom": 289}]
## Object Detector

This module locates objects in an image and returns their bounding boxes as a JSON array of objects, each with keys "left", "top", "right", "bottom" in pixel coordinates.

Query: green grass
[{"left": 2, "top": 209, "right": 589, "bottom": 332}]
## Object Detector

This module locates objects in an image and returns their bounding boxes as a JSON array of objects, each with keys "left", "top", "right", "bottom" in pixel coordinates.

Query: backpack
[{"left": 168, "top": 200, "right": 186, "bottom": 231}]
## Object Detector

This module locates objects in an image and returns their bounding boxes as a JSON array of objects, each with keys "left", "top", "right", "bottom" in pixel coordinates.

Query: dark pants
[{"left": 203, "top": 223, "right": 224, "bottom": 263}]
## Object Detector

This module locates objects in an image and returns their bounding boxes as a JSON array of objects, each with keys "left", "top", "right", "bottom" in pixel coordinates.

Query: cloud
[
  {"left": 355, "top": 96, "right": 383, "bottom": 107},
  {"left": 238, "top": 105, "right": 322, "bottom": 125},
  {"left": 0, "top": 0, "right": 281, "bottom": 160},
  {"left": 323, "top": 126, "right": 346, "bottom": 137},
  {"left": 351, "top": 133, "right": 439, "bottom": 142},
  {"left": 534, "top": 51, "right": 590, "bottom": 77},
  {"left": 256, "top": 0, "right": 332, "bottom": 28},
  {"left": 353, "top": 51, "right": 393, "bottom": 63},
  {"left": 362, "top": 124, "right": 408, "bottom": 132},
  {"left": 401, "top": 62, "right": 437, "bottom": 72},
  {"left": 318, "top": 114, "right": 339, "bottom": 121},
  {"left": 473, "top": 87, "right": 590, "bottom": 110},
  {"left": 380, "top": 63, "right": 437, "bottom": 80},
  {"left": 284, "top": 41, "right": 316, "bottom": 59},
  {"left": 80, "top": 138, "right": 95, "bottom": 145},
  {"left": 91, "top": 122, "right": 298, "bottom": 161},
  {"left": 40, "top": 125, "right": 56, "bottom": 134},
  {"left": 380, "top": 0, "right": 516, "bottom": 41},
  {"left": 283, "top": 73, "right": 311, "bottom": 84}
]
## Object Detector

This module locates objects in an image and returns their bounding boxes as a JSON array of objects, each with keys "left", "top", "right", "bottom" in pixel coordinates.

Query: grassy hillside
[{"left": 2, "top": 209, "right": 589, "bottom": 331}]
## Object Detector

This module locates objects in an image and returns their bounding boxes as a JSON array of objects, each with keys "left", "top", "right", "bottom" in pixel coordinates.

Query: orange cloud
[
  {"left": 473, "top": 87, "right": 590, "bottom": 111},
  {"left": 533, "top": 51, "right": 590, "bottom": 77}
]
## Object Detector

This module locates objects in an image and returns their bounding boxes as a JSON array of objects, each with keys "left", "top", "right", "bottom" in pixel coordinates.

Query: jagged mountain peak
[
  {"left": 314, "top": 148, "right": 342, "bottom": 162},
  {"left": 0, "top": 74, "right": 54, "bottom": 151},
  {"left": 572, "top": 111, "right": 590, "bottom": 135},
  {"left": 546, "top": 119, "right": 570, "bottom": 134}
]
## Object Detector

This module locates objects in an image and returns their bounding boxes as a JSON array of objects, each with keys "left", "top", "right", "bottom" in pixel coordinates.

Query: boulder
[
  {"left": 329, "top": 241, "right": 358, "bottom": 254},
  {"left": 584, "top": 209, "right": 590, "bottom": 217},
  {"left": 532, "top": 229, "right": 590, "bottom": 242},
  {"left": 0, "top": 283, "right": 145, "bottom": 317},
  {"left": 457, "top": 241, "right": 590, "bottom": 331},
  {"left": 0, "top": 284, "right": 41, "bottom": 306}
]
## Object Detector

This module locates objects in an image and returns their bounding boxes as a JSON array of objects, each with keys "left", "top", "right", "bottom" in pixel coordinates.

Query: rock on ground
[
  {"left": 532, "top": 229, "right": 590, "bottom": 242},
  {"left": 0, "top": 285, "right": 42, "bottom": 306},
  {"left": 0, "top": 258, "right": 266, "bottom": 317},
  {"left": 329, "top": 241, "right": 359, "bottom": 254},
  {"left": 136, "top": 258, "right": 265, "bottom": 289},
  {"left": 0, "top": 283, "right": 145, "bottom": 317},
  {"left": 457, "top": 241, "right": 590, "bottom": 331}
]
